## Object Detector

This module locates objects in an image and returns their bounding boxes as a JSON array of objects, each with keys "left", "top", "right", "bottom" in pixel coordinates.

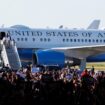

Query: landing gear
[{"left": 80, "top": 58, "right": 86, "bottom": 71}]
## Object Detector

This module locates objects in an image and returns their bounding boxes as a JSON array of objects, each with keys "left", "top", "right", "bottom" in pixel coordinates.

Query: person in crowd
[{"left": 0, "top": 65, "right": 105, "bottom": 105}]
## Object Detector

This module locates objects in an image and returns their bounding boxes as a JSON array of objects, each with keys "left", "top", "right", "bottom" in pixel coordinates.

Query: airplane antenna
[
  {"left": 59, "top": 25, "right": 63, "bottom": 28},
  {"left": 1, "top": 24, "right": 4, "bottom": 28}
]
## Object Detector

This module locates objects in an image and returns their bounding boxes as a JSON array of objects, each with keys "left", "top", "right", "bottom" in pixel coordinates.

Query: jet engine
[{"left": 32, "top": 50, "right": 65, "bottom": 67}]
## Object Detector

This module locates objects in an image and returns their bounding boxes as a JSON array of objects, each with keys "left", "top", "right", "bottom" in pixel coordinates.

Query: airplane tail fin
[{"left": 87, "top": 20, "right": 100, "bottom": 29}]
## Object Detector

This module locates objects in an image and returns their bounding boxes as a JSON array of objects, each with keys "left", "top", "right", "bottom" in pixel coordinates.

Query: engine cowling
[
  {"left": 87, "top": 53, "right": 105, "bottom": 62},
  {"left": 18, "top": 49, "right": 32, "bottom": 60},
  {"left": 32, "top": 50, "right": 65, "bottom": 67}
]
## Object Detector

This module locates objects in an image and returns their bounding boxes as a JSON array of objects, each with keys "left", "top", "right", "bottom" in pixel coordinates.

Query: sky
[{"left": 0, "top": 0, "right": 105, "bottom": 29}]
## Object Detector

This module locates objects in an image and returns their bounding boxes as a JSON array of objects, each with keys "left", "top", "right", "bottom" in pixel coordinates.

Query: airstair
[{"left": 0, "top": 37, "right": 21, "bottom": 70}]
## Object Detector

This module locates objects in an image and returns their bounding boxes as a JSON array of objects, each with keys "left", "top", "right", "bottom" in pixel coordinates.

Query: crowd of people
[{"left": 0, "top": 65, "right": 105, "bottom": 105}]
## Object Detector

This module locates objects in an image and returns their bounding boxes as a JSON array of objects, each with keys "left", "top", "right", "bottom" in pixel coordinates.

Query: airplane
[{"left": 1, "top": 19, "right": 105, "bottom": 71}]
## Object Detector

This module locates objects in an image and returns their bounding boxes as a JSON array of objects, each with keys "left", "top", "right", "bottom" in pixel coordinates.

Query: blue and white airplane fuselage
[
  {"left": 1, "top": 27, "right": 105, "bottom": 49},
  {"left": 0, "top": 23, "right": 105, "bottom": 70}
]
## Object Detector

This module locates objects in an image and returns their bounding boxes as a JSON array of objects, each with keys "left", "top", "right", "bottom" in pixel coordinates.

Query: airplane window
[
  {"left": 78, "top": 39, "right": 80, "bottom": 42},
  {"left": 44, "top": 38, "right": 46, "bottom": 41},
  {"left": 48, "top": 38, "right": 50, "bottom": 41},
  {"left": 104, "top": 40, "right": 105, "bottom": 42},
  {"left": 40, "top": 38, "right": 43, "bottom": 41},
  {"left": 22, "top": 32, "right": 25, "bottom": 36},
  {"left": 70, "top": 39, "right": 73, "bottom": 42},
  {"left": 92, "top": 39, "right": 95, "bottom": 42},
  {"left": 66, "top": 39, "right": 69, "bottom": 42},
  {"left": 27, "top": 31, "right": 29, "bottom": 36},
  {"left": 89, "top": 39, "right": 91, "bottom": 42},
  {"left": 96, "top": 39, "right": 98, "bottom": 42},
  {"left": 17, "top": 38, "right": 20, "bottom": 41},
  {"left": 100, "top": 39, "right": 102, "bottom": 42},
  {"left": 74, "top": 39, "right": 76, "bottom": 42},
  {"left": 25, "top": 38, "right": 27, "bottom": 41},
  {"left": 33, "top": 38, "right": 35, "bottom": 41},
  {"left": 81, "top": 39, "right": 84, "bottom": 42},
  {"left": 85, "top": 39, "right": 87, "bottom": 42},
  {"left": 31, "top": 32, "right": 34, "bottom": 36},
  {"left": 21, "top": 38, "right": 24, "bottom": 41},
  {"left": 62, "top": 39, "right": 65, "bottom": 42}
]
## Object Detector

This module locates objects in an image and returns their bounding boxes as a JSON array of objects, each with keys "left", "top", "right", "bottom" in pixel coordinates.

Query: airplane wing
[{"left": 50, "top": 44, "right": 105, "bottom": 59}]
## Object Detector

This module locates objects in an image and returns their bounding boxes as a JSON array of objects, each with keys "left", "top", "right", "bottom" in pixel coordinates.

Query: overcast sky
[{"left": 0, "top": 0, "right": 105, "bottom": 28}]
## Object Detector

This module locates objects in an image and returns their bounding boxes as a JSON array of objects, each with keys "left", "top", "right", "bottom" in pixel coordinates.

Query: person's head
[
  {"left": 92, "top": 65, "right": 94, "bottom": 68},
  {"left": 84, "top": 68, "right": 87, "bottom": 72}
]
